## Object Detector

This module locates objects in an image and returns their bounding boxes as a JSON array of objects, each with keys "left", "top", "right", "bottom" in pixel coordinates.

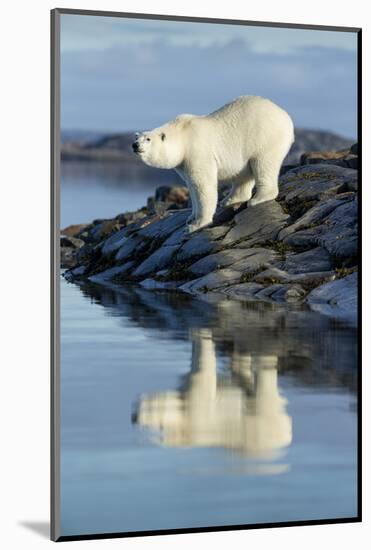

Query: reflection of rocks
[
  {"left": 134, "top": 329, "right": 292, "bottom": 459},
  {"left": 63, "top": 145, "right": 358, "bottom": 322},
  {"left": 76, "top": 281, "right": 357, "bottom": 393}
]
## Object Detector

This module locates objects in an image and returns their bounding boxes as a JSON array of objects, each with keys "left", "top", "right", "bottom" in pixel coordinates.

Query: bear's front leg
[
  {"left": 186, "top": 180, "right": 218, "bottom": 234},
  {"left": 185, "top": 182, "right": 198, "bottom": 226}
]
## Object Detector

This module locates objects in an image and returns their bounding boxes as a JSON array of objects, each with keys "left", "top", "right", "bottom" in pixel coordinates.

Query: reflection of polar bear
[
  {"left": 133, "top": 96, "right": 294, "bottom": 233},
  {"left": 133, "top": 329, "right": 292, "bottom": 461}
]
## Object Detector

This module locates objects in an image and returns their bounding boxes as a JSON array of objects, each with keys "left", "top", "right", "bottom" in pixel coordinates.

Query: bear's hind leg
[
  {"left": 221, "top": 174, "right": 255, "bottom": 207},
  {"left": 249, "top": 154, "right": 282, "bottom": 206}
]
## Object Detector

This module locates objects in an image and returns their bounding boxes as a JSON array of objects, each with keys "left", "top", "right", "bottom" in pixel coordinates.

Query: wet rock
[
  {"left": 139, "top": 278, "right": 180, "bottom": 290},
  {"left": 102, "top": 226, "right": 133, "bottom": 256},
  {"left": 306, "top": 272, "right": 357, "bottom": 323},
  {"left": 316, "top": 198, "right": 358, "bottom": 260},
  {"left": 254, "top": 284, "right": 287, "bottom": 300},
  {"left": 180, "top": 269, "right": 242, "bottom": 293},
  {"left": 133, "top": 244, "right": 180, "bottom": 278},
  {"left": 88, "top": 263, "right": 134, "bottom": 283},
  {"left": 282, "top": 227, "right": 324, "bottom": 249},
  {"left": 284, "top": 247, "right": 332, "bottom": 274},
  {"left": 212, "top": 203, "right": 246, "bottom": 225},
  {"left": 88, "top": 219, "right": 122, "bottom": 243},
  {"left": 189, "top": 247, "right": 276, "bottom": 277},
  {"left": 138, "top": 210, "right": 190, "bottom": 240},
  {"left": 65, "top": 265, "right": 86, "bottom": 280},
  {"left": 176, "top": 226, "right": 229, "bottom": 261},
  {"left": 115, "top": 236, "right": 146, "bottom": 261},
  {"left": 75, "top": 243, "right": 97, "bottom": 264},
  {"left": 220, "top": 283, "right": 264, "bottom": 299},
  {"left": 222, "top": 201, "right": 289, "bottom": 247},
  {"left": 278, "top": 197, "right": 347, "bottom": 241},
  {"left": 278, "top": 164, "right": 357, "bottom": 206},
  {"left": 272, "top": 285, "right": 306, "bottom": 302},
  {"left": 253, "top": 266, "right": 335, "bottom": 286}
]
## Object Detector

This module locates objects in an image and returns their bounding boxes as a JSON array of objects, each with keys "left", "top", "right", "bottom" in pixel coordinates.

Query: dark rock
[
  {"left": 278, "top": 196, "right": 348, "bottom": 241},
  {"left": 253, "top": 266, "right": 335, "bottom": 286},
  {"left": 350, "top": 143, "right": 358, "bottom": 155},
  {"left": 138, "top": 210, "right": 189, "bottom": 240},
  {"left": 133, "top": 245, "right": 180, "bottom": 278},
  {"left": 274, "top": 285, "right": 306, "bottom": 302},
  {"left": 278, "top": 164, "right": 357, "bottom": 207},
  {"left": 306, "top": 272, "right": 357, "bottom": 323},
  {"left": 180, "top": 269, "right": 242, "bottom": 293},
  {"left": 88, "top": 263, "right": 135, "bottom": 283},
  {"left": 115, "top": 236, "right": 146, "bottom": 261},
  {"left": 88, "top": 219, "right": 122, "bottom": 243},
  {"left": 222, "top": 201, "right": 289, "bottom": 246},
  {"left": 176, "top": 226, "right": 229, "bottom": 261},
  {"left": 60, "top": 235, "right": 84, "bottom": 249},
  {"left": 189, "top": 247, "right": 276, "bottom": 277},
  {"left": 212, "top": 203, "right": 246, "bottom": 225},
  {"left": 61, "top": 247, "right": 77, "bottom": 268},
  {"left": 317, "top": 198, "right": 358, "bottom": 260},
  {"left": 220, "top": 283, "right": 264, "bottom": 299},
  {"left": 139, "top": 278, "right": 180, "bottom": 290},
  {"left": 102, "top": 227, "right": 134, "bottom": 256},
  {"left": 283, "top": 247, "right": 333, "bottom": 274},
  {"left": 282, "top": 226, "right": 325, "bottom": 249}
]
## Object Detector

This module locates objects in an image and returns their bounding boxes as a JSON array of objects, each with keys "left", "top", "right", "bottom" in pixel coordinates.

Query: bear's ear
[{"left": 161, "top": 132, "right": 166, "bottom": 141}]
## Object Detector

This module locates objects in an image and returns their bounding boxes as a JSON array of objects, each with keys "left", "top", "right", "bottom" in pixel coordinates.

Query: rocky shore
[{"left": 62, "top": 145, "right": 359, "bottom": 324}]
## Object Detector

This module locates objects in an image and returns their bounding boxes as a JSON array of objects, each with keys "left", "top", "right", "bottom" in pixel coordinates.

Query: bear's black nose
[{"left": 132, "top": 142, "right": 139, "bottom": 152}]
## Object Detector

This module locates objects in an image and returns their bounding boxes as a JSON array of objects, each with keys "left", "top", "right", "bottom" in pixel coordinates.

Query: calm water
[
  {"left": 60, "top": 276, "right": 358, "bottom": 537},
  {"left": 61, "top": 161, "right": 182, "bottom": 227}
]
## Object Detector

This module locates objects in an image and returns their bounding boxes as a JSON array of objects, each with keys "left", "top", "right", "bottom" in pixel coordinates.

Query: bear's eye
[
  {"left": 161, "top": 133, "right": 166, "bottom": 141},
  {"left": 146, "top": 137, "right": 151, "bottom": 142}
]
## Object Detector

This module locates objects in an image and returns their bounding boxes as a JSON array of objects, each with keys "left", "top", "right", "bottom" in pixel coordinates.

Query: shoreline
[{"left": 61, "top": 144, "right": 358, "bottom": 326}]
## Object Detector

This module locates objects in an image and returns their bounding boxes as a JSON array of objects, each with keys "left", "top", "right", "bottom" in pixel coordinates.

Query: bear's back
[{"left": 208, "top": 95, "right": 289, "bottom": 124}]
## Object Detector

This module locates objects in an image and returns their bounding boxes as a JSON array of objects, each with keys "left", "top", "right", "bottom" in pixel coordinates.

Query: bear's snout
[{"left": 132, "top": 141, "right": 140, "bottom": 153}]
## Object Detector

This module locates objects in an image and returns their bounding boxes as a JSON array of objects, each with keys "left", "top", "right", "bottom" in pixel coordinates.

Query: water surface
[
  {"left": 60, "top": 277, "right": 358, "bottom": 537},
  {"left": 61, "top": 161, "right": 181, "bottom": 227}
]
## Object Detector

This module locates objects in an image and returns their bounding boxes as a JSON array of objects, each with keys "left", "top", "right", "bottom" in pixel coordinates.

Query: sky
[{"left": 60, "top": 14, "right": 358, "bottom": 138}]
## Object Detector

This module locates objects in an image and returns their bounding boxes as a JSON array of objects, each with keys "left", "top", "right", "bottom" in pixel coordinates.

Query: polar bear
[{"left": 132, "top": 96, "right": 294, "bottom": 233}]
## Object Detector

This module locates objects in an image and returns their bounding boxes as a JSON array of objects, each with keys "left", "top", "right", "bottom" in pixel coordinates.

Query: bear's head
[{"left": 132, "top": 121, "right": 186, "bottom": 169}]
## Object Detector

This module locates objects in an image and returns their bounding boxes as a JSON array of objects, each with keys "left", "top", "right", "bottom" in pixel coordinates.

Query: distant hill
[
  {"left": 61, "top": 128, "right": 354, "bottom": 166},
  {"left": 60, "top": 130, "right": 106, "bottom": 145},
  {"left": 286, "top": 129, "right": 354, "bottom": 165}
]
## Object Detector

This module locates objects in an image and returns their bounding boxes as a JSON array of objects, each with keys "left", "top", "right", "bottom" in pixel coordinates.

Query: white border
[{"left": 1, "top": 1, "right": 369, "bottom": 548}]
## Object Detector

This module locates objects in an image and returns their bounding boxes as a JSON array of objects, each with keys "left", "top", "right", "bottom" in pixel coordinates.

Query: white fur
[{"left": 134, "top": 96, "right": 294, "bottom": 233}]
